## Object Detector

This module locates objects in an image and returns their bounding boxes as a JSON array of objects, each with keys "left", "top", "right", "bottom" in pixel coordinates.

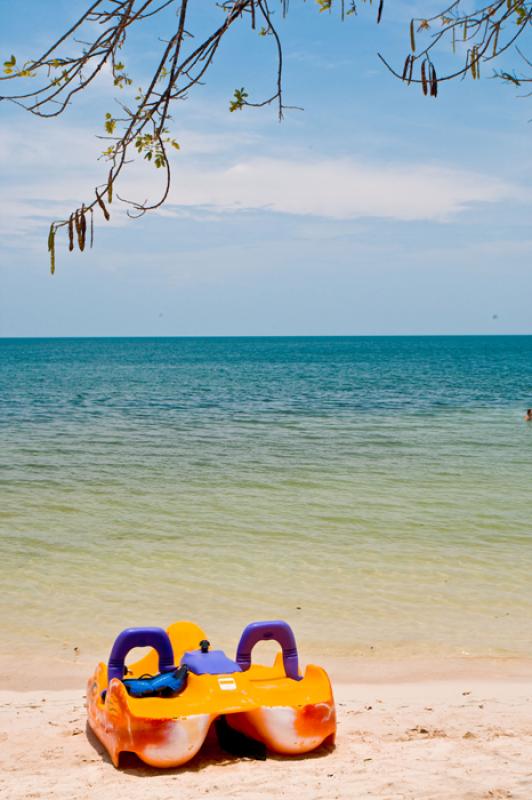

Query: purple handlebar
[
  {"left": 107, "top": 627, "right": 175, "bottom": 685},
  {"left": 236, "top": 620, "right": 301, "bottom": 681}
]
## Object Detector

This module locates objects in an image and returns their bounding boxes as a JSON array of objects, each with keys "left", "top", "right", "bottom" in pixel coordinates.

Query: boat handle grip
[
  {"left": 235, "top": 620, "right": 301, "bottom": 681},
  {"left": 107, "top": 627, "right": 175, "bottom": 685}
]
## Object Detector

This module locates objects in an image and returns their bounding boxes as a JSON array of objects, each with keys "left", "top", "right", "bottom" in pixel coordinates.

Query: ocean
[{"left": 1, "top": 336, "right": 531, "bottom": 662}]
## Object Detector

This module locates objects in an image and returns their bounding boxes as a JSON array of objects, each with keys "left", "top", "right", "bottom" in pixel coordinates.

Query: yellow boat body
[{"left": 87, "top": 621, "right": 336, "bottom": 768}]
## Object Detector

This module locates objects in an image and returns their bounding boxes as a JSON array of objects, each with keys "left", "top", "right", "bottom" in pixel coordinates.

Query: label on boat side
[{"left": 218, "top": 677, "right": 237, "bottom": 691}]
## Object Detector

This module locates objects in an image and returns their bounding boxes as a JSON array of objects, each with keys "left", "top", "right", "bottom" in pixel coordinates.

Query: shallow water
[{"left": 1, "top": 336, "right": 531, "bottom": 660}]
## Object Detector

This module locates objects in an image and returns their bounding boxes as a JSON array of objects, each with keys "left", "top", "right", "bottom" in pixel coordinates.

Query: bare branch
[{"left": 0, "top": 0, "right": 530, "bottom": 273}]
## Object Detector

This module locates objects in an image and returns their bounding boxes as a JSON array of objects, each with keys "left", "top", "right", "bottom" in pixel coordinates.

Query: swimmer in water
[{"left": 525, "top": 409, "right": 532, "bottom": 422}]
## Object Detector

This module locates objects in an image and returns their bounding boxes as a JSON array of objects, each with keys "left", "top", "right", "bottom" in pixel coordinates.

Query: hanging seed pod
[
  {"left": 79, "top": 206, "right": 87, "bottom": 252},
  {"left": 493, "top": 23, "right": 500, "bottom": 56},
  {"left": 470, "top": 48, "right": 477, "bottom": 80},
  {"left": 452, "top": 25, "right": 456, "bottom": 54},
  {"left": 95, "top": 190, "right": 111, "bottom": 221},
  {"left": 48, "top": 223, "right": 56, "bottom": 275},
  {"left": 107, "top": 169, "right": 113, "bottom": 204},
  {"left": 377, "top": 0, "right": 384, "bottom": 24},
  {"left": 430, "top": 64, "right": 438, "bottom": 97},
  {"left": 68, "top": 213, "right": 74, "bottom": 252},
  {"left": 421, "top": 60, "right": 428, "bottom": 95},
  {"left": 74, "top": 210, "right": 83, "bottom": 250},
  {"left": 90, "top": 208, "right": 94, "bottom": 249},
  {"left": 407, "top": 55, "right": 414, "bottom": 85},
  {"left": 74, "top": 209, "right": 82, "bottom": 239},
  {"left": 402, "top": 55, "right": 411, "bottom": 81},
  {"left": 410, "top": 19, "right": 416, "bottom": 51}
]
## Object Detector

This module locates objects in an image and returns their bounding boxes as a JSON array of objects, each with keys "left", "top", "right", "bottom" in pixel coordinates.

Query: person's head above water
[{"left": 525, "top": 409, "right": 532, "bottom": 420}]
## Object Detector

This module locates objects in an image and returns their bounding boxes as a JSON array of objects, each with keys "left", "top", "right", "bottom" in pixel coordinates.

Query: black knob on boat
[{"left": 199, "top": 639, "right": 210, "bottom": 653}]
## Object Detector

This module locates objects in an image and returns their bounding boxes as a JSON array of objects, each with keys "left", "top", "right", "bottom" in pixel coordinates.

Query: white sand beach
[{"left": 1, "top": 661, "right": 531, "bottom": 800}]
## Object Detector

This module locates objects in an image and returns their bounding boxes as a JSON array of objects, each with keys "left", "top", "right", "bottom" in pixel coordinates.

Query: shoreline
[{"left": 2, "top": 651, "right": 532, "bottom": 691}]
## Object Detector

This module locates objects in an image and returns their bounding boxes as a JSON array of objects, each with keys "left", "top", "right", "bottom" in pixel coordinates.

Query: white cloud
[
  {"left": 163, "top": 157, "right": 518, "bottom": 222},
  {"left": 0, "top": 120, "right": 524, "bottom": 244}
]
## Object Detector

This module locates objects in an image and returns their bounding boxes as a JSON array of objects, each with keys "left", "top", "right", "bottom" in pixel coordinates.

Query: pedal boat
[{"left": 86, "top": 619, "right": 336, "bottom": 768}]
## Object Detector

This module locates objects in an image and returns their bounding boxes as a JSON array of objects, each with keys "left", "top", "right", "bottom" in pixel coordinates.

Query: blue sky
[{"left": 0, "top": 1, "right": 531, "bottom": 336}]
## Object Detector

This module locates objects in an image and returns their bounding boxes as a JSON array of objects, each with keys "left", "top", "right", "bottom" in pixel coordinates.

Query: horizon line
[{"left": 1, "top": 333, "right": 532, "bottom": 341}]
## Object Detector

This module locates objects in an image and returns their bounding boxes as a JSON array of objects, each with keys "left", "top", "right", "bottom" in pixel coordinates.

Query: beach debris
[{"left": 407, "top": 726, "right": 447, "bottom": 738}]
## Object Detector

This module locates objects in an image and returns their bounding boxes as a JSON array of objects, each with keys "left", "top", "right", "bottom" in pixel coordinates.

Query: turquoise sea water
[{"left": 1, "top": 336, "right": 531, "bottom": 661}]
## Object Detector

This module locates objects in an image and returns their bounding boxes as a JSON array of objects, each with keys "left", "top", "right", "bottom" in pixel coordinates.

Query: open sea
[{"left": 1, "top": 336, "right": 531, "bottom": 663}]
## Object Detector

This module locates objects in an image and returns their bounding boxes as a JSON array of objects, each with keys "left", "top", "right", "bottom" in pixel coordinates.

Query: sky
[{"left": 0, "top": 0, "right": 531, "bottom": 337}]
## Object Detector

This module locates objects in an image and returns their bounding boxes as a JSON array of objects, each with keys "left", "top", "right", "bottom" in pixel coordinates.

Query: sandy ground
[{"left": 1, "top": 667, "right": 531, "bottom": 800}]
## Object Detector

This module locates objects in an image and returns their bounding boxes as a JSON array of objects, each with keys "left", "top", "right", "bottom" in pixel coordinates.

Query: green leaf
[
  {"left": 3, "top": 54, "right": 16, "bottom": 75},
  {"left": 229, "top": 87, "right": 249, "bottom": 112}
]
